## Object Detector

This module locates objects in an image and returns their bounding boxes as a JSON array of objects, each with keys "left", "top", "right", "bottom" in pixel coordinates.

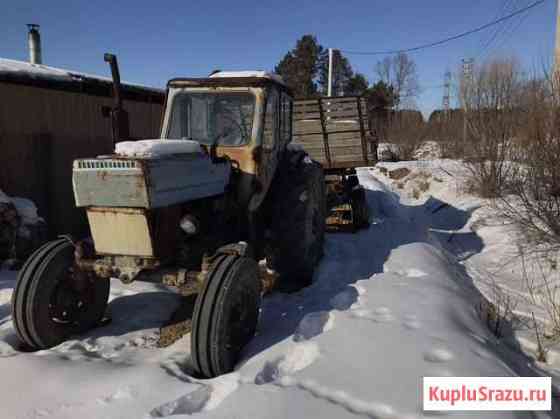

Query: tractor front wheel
[
  {"left": 190, "top": 254, "right": 261, "bottom": 378},
  {"left": 11, "top": 238, "right": 110, "bottom": 350}
]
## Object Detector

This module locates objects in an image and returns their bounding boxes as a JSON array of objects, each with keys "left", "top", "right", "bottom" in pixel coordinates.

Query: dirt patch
[{"left": 389, "top": 168, "right": 411, "bottom": 180}]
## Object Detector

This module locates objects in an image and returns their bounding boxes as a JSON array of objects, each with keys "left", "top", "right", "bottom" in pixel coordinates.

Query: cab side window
[{"left": 263, "top": 89, "right": 279, "bottom": 151}]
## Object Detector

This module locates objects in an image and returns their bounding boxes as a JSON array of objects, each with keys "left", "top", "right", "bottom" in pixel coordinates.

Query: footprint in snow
[
  {"left": 351, "top": 307, "right": 394, "bottom": 323},
  {"left": 372, "top": 307, "right": 394, "bottom": 323},
  {"left": 353, "top": 284, "right": 366, "bottom": 295},
  {"left": 391, "top": 268, "right": 427, "bottom": 278},
  {"left": 151, "top": 373, "right": 240, "bottom": 416},
  {"left": 402, "top": 314, "right": 422, "bottom": 330},
  {"left": 293, "top": 311, "right": 334, "bottom": 342},
  {"left": 424, "top": 348, "right": 454, "bottom": 363},
  {"left": 96, "top": 386, "right": 135, "bottom": 405},
  {"left": 255, "top": 341, "right": 320, "bottom": 385},
  {"left": 151, "top": 386, "right": 210, "bottom": 416},
  {"left": 329, "top": 287, "right": 359, "bottom": 311}
]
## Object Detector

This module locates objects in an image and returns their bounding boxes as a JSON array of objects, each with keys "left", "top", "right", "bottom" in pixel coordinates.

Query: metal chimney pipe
[{"left": 27, "top": 24, "right": 42, "bottom": 65}]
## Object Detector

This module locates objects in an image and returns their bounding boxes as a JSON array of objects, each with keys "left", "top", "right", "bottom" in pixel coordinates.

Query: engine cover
[{"left": 73, "top": 153, "right": 231, "bottom": 209}]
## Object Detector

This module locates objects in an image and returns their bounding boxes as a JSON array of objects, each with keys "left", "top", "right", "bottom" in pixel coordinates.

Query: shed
[{"left": 0, "top": 58, "right": 165, "bottom": 236}]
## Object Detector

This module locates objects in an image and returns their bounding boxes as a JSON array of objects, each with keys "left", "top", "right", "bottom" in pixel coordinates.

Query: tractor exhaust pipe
[{"left": 104, "top": 53, "right": 130, "bottom": 146}]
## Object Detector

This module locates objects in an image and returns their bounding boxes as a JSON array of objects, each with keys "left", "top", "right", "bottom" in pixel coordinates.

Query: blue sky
[{"left": 1, "top": 0, "right": 557, "bottom": 117}]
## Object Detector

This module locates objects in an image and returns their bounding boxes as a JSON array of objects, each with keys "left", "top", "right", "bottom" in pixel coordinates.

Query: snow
[
  {"left": 0, "top": 58, "right": 163, "bottom": 93},
  {"left": 115, "top": 139, "right": 202, "bottom": 158},
  {"left": 0, "top": 189, "right": 42, "bottom": 225},
  {"left": 209, "top": 70, "right": 286, "bottom": 86},
  {"left": 0, "top": 163, "right": 558, "bottom": 418},
  {"left": 0, "top": 190, "right": 10, "bottom": 203},
  {"left": 10, "top": 197, "right": 40, "bottom": 225},
  {"left": 413, "top": 141, "right": 442, "bottom": 160}
]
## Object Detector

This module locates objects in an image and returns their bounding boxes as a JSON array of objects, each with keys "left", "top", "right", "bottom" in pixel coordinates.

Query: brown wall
[{"left": 0, "top": 82, "right": 164, "bottom": 236}]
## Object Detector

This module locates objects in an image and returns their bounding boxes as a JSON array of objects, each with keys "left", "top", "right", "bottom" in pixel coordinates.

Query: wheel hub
[{"left": 49, "top": 270, "right": 94, "bottom": 324}]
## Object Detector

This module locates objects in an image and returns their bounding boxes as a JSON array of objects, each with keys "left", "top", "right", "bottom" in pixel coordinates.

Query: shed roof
[{"left": 0, "top": 58, "right": 164, "bottom": 103}]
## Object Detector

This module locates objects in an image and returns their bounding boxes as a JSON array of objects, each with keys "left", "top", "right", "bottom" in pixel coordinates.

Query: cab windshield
[{"left": 166, "top": 92, "right": 255, "bottom": 146}]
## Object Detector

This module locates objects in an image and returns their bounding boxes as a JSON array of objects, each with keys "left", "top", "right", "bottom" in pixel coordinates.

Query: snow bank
[
  {"left": 373, "top": 159, "right": 560, "bottom": 388},
  {"left": 115, "top": 140, "right": 202, "bottom": 158}
]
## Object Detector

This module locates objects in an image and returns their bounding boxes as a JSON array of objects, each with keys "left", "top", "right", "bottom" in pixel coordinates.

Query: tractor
[{"left": 11, "top": 70, "right": 327, "bottom": 378}]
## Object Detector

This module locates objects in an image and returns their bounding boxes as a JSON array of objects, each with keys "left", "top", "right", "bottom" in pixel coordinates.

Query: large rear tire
[
  {"left": 190, "top": 255, "right": 261, "bottom": 378},
  {"left": 267, "top": 152, "right": 326, "bottom": 290},
  {"left": 11, "top": 238, "right": 110, "bottom": 349}
]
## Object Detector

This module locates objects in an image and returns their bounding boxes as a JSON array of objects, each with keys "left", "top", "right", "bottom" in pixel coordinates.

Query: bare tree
[
  {"left": 498, "top": 66, "right": 560, "bottom": 248},
  {"left": 376, "top": 53, "right": 420, "bottom": 109},
  {"left": 385, "top": 110, "right": 428, "bottom": 160},
  {"left": 461, "top": 57, "right": 523, "bottom": 197}
]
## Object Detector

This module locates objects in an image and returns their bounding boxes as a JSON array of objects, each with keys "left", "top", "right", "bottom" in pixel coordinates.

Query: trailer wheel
[
  {"left": 191, "top": 255, "right": 261, "bottom": 378},
  {"left": 268, "top": 152, "right": 326, "bottom": 290},
  {"left": 11, "top": 238, "right": 110, "bottom": 350}
]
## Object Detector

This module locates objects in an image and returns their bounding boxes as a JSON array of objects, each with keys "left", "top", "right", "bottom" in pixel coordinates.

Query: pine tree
[
  {"left": 275, "top": 35, "right": 323, "bottom": 98},
  {"left": 365, "top": 81, "right": 397, "bottom": 110},
  {"left": 345, "top": 73, "right": 369, "bottom": 96}
]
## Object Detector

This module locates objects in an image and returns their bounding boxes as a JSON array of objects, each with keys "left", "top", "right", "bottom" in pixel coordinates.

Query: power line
[
  {"left": 475, "top": 0, "right": 519, "bottom": 58},
  {"left": 340, "top": 0, "right": 546, "bottom": 56},
  {"left": 480, "top": 0, "right": 534, "bottom": 59}
]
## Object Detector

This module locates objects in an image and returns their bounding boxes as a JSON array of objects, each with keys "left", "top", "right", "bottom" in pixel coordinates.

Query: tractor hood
[{"left": 72, "top": 139, "right": 231, "bottom": 209}]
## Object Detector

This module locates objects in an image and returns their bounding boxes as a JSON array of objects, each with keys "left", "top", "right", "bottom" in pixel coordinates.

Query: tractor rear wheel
[
  {"left": 267, "top": 152, "right": 326, "bottom": 291},
  {"left": 11, "top": 238, "right": 110, "bottom": 349},
  {"left": 190, "top": 254, "right": 261, "bottom": 378}
]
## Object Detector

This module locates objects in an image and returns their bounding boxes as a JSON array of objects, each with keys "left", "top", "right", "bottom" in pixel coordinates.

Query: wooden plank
[
  {"left": 293, "top": 96, "right": 371, "bottom": 169},
  {"left": 317, "top": 98, "right": 331, "bottom": 167},
  {"left": 356, "top": 96, "right": 368, "bottom": 165}
]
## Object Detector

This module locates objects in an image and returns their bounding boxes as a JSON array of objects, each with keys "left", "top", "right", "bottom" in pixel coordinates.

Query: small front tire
[
  {"left": 190, "top": 255, "right": 261, "bottom": 378},
  {"left": 11, "top": 238, "right": 110, "bottom": 350}
]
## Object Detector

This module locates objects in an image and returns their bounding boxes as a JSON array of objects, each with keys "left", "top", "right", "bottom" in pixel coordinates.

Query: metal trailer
[{"left": 292, "top": 96, "right": 377, "bottom": 231}]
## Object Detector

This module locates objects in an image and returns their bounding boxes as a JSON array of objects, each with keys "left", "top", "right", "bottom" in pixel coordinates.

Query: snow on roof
[
  {"left": 0, "top": 58, "right": 163, "bottom": 93},
  {"left": 210, "top": 70, "right": 286, "bottom": 86}
]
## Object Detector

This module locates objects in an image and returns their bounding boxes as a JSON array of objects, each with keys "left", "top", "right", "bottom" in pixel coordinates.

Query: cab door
[{"left": 250, "top": 88, "right": 279, "bottom": 211}]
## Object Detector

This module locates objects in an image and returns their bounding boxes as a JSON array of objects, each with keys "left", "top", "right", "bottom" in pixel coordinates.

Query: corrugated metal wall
[{"left": 0, "top": 82, "right": 164, "bottom": 236}]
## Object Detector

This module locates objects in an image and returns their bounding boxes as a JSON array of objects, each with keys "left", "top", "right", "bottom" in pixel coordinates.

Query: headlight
[{"left": 180, "top": 214, "right": 198, "bottom": 235}]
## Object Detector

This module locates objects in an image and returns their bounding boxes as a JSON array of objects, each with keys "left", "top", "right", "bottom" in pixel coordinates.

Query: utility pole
[
  {"left": 462, "top": 58, "right": 474, "bottom": 144},
  {"left": 442, "top": 70, "right": 451, "bottom": 118},
  {"left": 327, "top": 48, "right": 334, "bottom": 97},
  {"left": 554, "top": 0, "right": 560, "bottom": 87}
]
